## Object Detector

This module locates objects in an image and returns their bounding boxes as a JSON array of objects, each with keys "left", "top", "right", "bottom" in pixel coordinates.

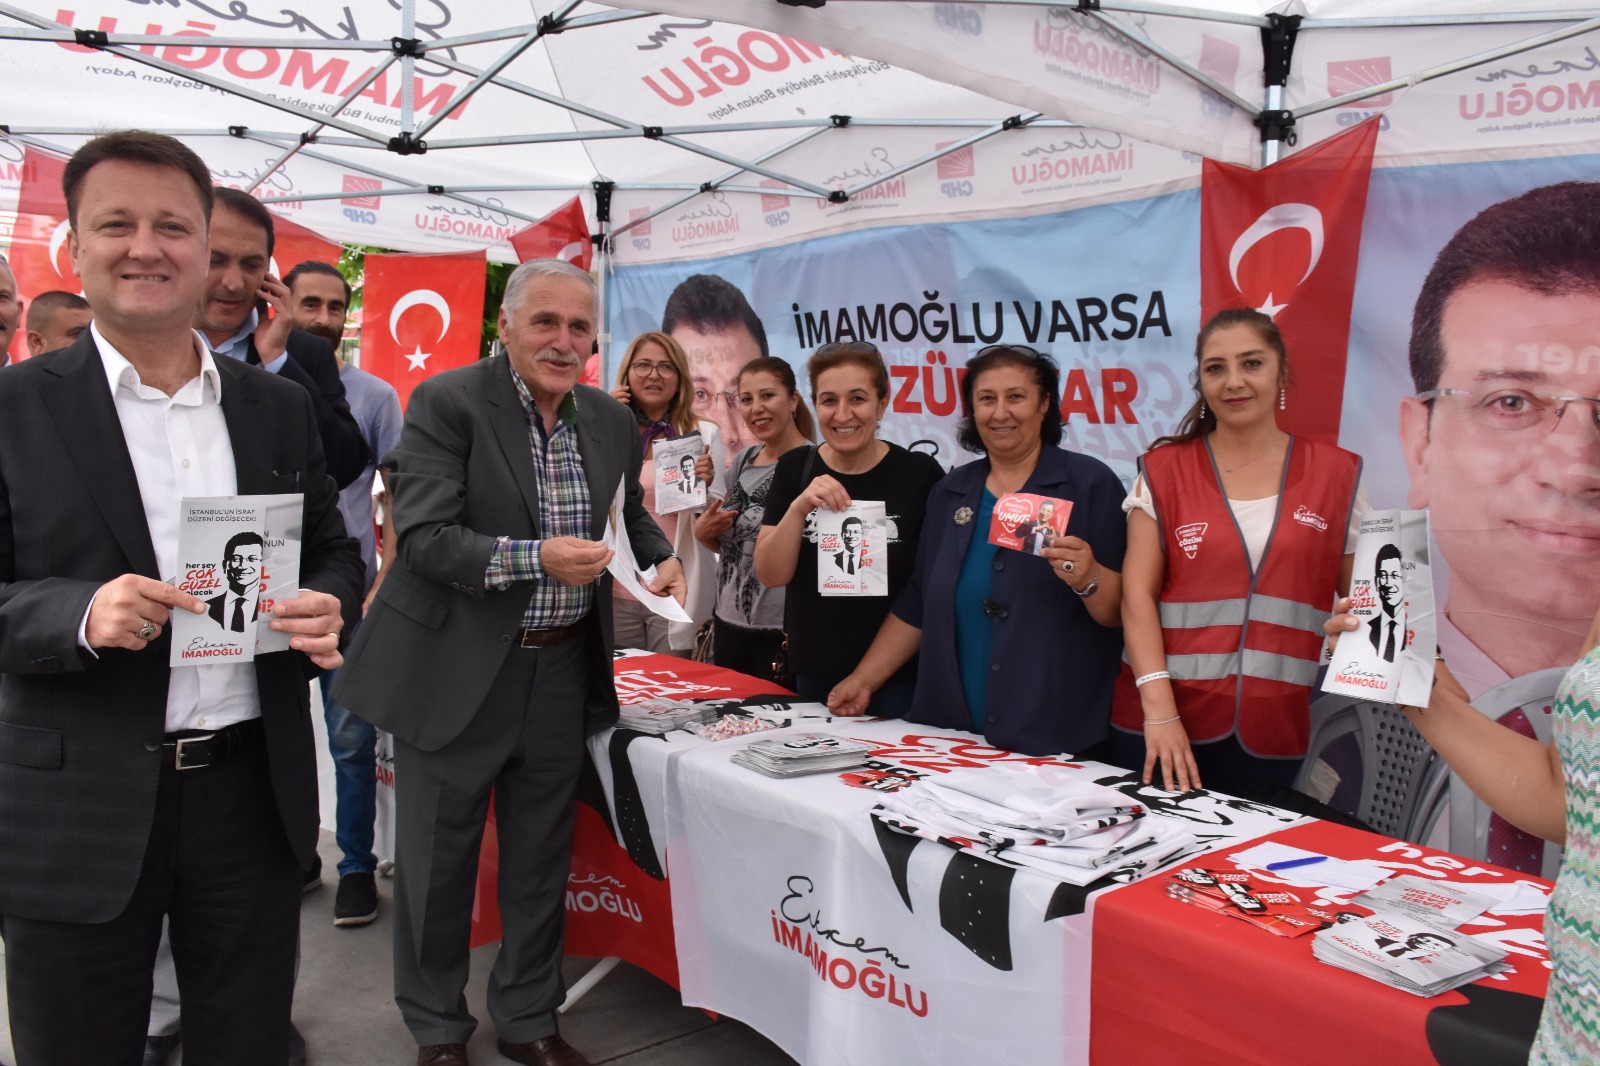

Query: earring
[
  {"left": 1200, "top": 401, "right": 1208, "bottom": 419},
  {"left": 1279, "top": 388, "right": 1286, "bottom": 411}
]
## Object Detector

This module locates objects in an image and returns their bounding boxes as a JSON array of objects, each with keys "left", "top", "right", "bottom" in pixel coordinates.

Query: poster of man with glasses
[{"left": 1398, "top": 182, "right": 1600, "bottom": 697}]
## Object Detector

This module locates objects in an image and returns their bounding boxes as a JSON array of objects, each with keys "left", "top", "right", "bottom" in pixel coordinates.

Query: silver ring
[
  {"left": 137, "top": 621, "right": 159, "bottom": 641},
  {"left": 1061, "top": 560, "right": 1074, "bottom": 573}
]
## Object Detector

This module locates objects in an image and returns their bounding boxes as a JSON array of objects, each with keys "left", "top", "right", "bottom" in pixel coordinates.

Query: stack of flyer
[
  {"left": 1311, "top": 910, "right": 1509, "bottom": 996},
  {"left": 730, "top": 733, "right": 875, "bottom": 778},
  {"left": 1166, "top": 868, "right": 1345, "bottom": 938},
  {"left": 617, "top": 698, "right": 716, "bottom": 735},
  {"left": 869, "top": 768, "right": 1196, "bottom": 885}
]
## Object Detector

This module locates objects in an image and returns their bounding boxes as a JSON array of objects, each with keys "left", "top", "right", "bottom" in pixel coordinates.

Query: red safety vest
[{"left": 1112, "top": 436, "right": 1361, "bottom": 757}]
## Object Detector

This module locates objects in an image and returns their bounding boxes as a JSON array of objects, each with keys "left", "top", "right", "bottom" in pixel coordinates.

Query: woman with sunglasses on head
[
  {"left": 828, "top": 346, "right": 1127, "bottom": 756},
  {"left": 755, "top": 341, "right": 944, "bottom": 715},
  {"left": 1115, "top": 308, "right": 1369, "bottom": 796},
  {"left": 693, "top": 356, "right": 815, "bottom": 683},
  {"left": 610, "top": 330, "right": 725, "bottom": 655}
]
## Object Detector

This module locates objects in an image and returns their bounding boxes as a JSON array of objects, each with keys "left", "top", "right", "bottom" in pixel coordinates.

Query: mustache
[{"left": 534, "top": 347, "right": 582, "bottom": 366}]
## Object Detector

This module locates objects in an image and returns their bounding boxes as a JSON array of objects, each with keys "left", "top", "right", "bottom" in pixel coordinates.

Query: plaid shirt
[{"left": 483, "top": 362, "right": 594, "bottom": 629}]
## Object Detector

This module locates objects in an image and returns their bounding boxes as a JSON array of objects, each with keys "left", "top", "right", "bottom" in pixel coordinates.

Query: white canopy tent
[{"left": 1, "top": 1, "right": 1597, "bottom": 268}]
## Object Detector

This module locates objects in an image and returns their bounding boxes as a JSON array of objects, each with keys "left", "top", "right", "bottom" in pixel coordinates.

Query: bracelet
[
  {"left": 1134, "top": 670, "right": 1171, "bottom": 687},
  {"left": 1143, "top": 715, "right": 1182, "bottom": 726}
]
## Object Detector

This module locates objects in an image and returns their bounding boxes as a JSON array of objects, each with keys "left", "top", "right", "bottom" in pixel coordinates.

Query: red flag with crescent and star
[
  {"left": 509, "top": 196, "right": 592, "bottom": 271},
  {"left": 361, "top": 251, "right": 486, "bottom": 410},
  {"left": 9, "top": 148, "right": 80, "bottom": 360},
  {"left": 1200, "top": 117, "right": 1379, "bottom": 443},
  {"left": 269, "top": 215, "right": 343, "bottom": 282}
]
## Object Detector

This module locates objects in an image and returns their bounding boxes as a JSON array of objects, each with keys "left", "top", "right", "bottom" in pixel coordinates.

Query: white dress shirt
[{"left": 91, "top": 322, "right": 261, "bottom": 732}]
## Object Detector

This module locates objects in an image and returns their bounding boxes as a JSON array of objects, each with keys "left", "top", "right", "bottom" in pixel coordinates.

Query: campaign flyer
[
  {"left": 1322, "top": 508, "right": 1436, "bottom": 705},
  {"left": 816, "top": 501, "right": 888, "bottom": 597},
  {"left": 253, "top": 493, "right": 304, "bottom": 655},
  {"left": 988, "top": 493, "right": 1072, "bottom": 555},
  {"left": 170, "top": 497, "right": 266, "bottom": 666},
  {"left": 1165, "top": 868, "right": 1342, "bottom": 939},
  {"left": 652, "top": 433, "right": 706, "bottom": 515},
  {"left": 602, "top": 475, "right": 692, "bottom": 623}
]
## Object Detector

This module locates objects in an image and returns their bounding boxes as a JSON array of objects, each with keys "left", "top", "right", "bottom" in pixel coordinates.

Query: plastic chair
[
  {"left": 1293, "top": 692, "right": 1438, "bottom": 838},
  {"left": 1437, "top": 667, "right": 1566, "bottom": 880}
]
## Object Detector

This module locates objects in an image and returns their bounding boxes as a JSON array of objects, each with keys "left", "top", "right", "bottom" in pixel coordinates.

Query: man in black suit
[
  {"left": 0, "top": 130, "right": 363, "bottom": 1066},
  {"left": 335, "top": 259, "right": 683, "bottom": 1066},
  {"left": 1368, "top": 541, "right": 1406, "bottom": 663},
  {"left": 206, "top": 530, "right": 264, "bottom": 632},
  {"left": 197, "top": 186, "right": 368, "bottom": 490}
]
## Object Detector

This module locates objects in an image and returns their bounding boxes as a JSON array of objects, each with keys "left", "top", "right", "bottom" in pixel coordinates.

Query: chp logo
[
  {"left": 935, "top": 142, "right": 975, "bottom": 199},
  {"left": 389, "top": 289, "right": 451, "bottom": 372},
  {"left": 1176, "top": 521, "right": 1208, "bottom": 559},
  {"left": 771, "top": 875, "right": 927, "bottom": 1017},
  {"left": 565, "top": 873, "right": 642, "bottom": 924},
  {"left": 340, "top": 174, "right": 383, "bottom": 225},
  {"left": 759, "top": 178, "right": 792, "bottom": 228},
  {"left": 1327, "top": 56, "right": 1394, "bottom": 130},
  {"left": 1198, "top": 35, "right": 1241, "bottom": 118},
  {"left": 626, "top": 206, "right": 653, "bottom": 252}
]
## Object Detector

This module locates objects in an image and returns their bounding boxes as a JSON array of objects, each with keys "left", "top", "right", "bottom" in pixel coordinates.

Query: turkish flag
[
  {"left": 9, "top": 148, "right": 80, "bottom": 360},
  {"left": 361, "top": 251, "right": 486, "bottom": 410},
  {"left": 1200, "top": 117, "right": 1379, "bottom": 442},
  {"left": 509, "top": 196, "right": 592, "bottom": 271},
  {"left": 269, "top": 215, "right": 342, "bottom": 280}
]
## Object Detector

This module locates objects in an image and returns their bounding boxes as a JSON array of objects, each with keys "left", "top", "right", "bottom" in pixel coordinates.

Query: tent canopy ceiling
[{"left": 1, "top": 1, "right": 1597, "bottom": 262}]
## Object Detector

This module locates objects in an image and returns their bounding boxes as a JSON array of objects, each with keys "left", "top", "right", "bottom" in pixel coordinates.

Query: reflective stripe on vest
[
  {"left": 1166, "top": 648, "right": 1320, "bottom": 688},
  {"left": 1160, "top": 594, "right": 1325, "bottom": 635}
]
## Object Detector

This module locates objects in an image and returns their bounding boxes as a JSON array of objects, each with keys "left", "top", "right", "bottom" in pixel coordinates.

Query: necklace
[
  {"left": 1215, "top": 434, "right": 1284, "bottom": 473},
  {"left": 1221, "top": 447, "right": 1270, "bottom": 473}
]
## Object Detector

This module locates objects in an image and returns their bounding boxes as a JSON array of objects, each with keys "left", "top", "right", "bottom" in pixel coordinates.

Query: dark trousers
[
  {"left": 392, "top": 637, "right": 589, "bottom": 1046},
  {"left": 710, "top": 615, "right": 786, "bottom": 685},
  {"left": 1, "top": 735, "right": 300, "bottom": 1066}
]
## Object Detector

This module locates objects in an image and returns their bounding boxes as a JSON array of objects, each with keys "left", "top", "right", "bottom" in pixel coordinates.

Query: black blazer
[
  {"left": 334, "top": 355, "right": 672, "bottom": 752},
  {"left": 0, "top": 333, "right": 364, "bottom": 924},
  {"left": 247, "top": 328, "right": 370, "bottom": 490}
]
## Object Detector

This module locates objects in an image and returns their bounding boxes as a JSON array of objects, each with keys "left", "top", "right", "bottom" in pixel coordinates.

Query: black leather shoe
[
  {"left": 496, "top": 1034, "right": 591, "bottom": 1066},
  {"left": 143, "top": 1032, "right": 180, "bottom": 1066},
  {"left": 418, "top": 1044, "right": 469, "bottom": 1065}
]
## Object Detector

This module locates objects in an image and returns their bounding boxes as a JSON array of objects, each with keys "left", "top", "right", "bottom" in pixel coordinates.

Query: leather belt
[
  {"left": 516, "top": 624, "right": 583, "bottom": 649},
  {"left": 160, "top": 718, "right": 263, "bottom": 774}
]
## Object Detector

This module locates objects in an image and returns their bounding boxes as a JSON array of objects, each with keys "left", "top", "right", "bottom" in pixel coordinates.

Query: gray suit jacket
[
  {"left": 334, "top": 355, "right": 670, "bottom": 752},
  {"left": 0, "top": 332, "right": 364, "bottom": 923}
]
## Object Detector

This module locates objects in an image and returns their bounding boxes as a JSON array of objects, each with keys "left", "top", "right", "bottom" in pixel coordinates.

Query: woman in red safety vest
[{"left": 1112, "top": 308, "right": 1366, "bottom": 796}]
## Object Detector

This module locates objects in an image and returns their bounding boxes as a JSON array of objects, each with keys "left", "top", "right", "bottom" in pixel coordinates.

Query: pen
[{"left": 1265, "top": 856, "right": 1328, "bottom": 871}]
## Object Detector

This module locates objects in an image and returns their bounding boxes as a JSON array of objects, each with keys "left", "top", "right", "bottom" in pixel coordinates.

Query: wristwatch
[
  {"left": 1071, "top": 564, "right": 1101, "bottom": 598},
  {"left": 648, "top": 551, "right": 679, "bottom": 569}
]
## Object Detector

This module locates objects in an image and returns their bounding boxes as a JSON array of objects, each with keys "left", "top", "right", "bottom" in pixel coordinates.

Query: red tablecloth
[{"left": 1091, "top": 819, "right": 1551, "bottom": 1066}]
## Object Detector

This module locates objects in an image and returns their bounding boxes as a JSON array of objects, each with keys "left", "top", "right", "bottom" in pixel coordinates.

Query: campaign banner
[
  {"left": 361, "top": 250, "right": 486, "bottom": 410},
  {"left": 1338, "top": 149, "right": 1600, "bottom": 717},
  {"left": 607, "top": 190, "right": 1199, "bottom": 481}
]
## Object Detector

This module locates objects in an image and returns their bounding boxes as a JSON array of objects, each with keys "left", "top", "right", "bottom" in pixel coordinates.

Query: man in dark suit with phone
[
  {"left": 0, "top": 131, "right": 362, "bottom": 1065},
  {"left": 336, "top": 259, "right": 684, "bottom": 1066},
  {"left": 197, "top": 186, "right": 368, "bottom": 491}
]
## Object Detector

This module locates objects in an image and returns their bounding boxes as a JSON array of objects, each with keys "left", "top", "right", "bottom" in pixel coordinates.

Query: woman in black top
[{"left": 755, "top": 341, "right": 943, "bottom": 715}]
